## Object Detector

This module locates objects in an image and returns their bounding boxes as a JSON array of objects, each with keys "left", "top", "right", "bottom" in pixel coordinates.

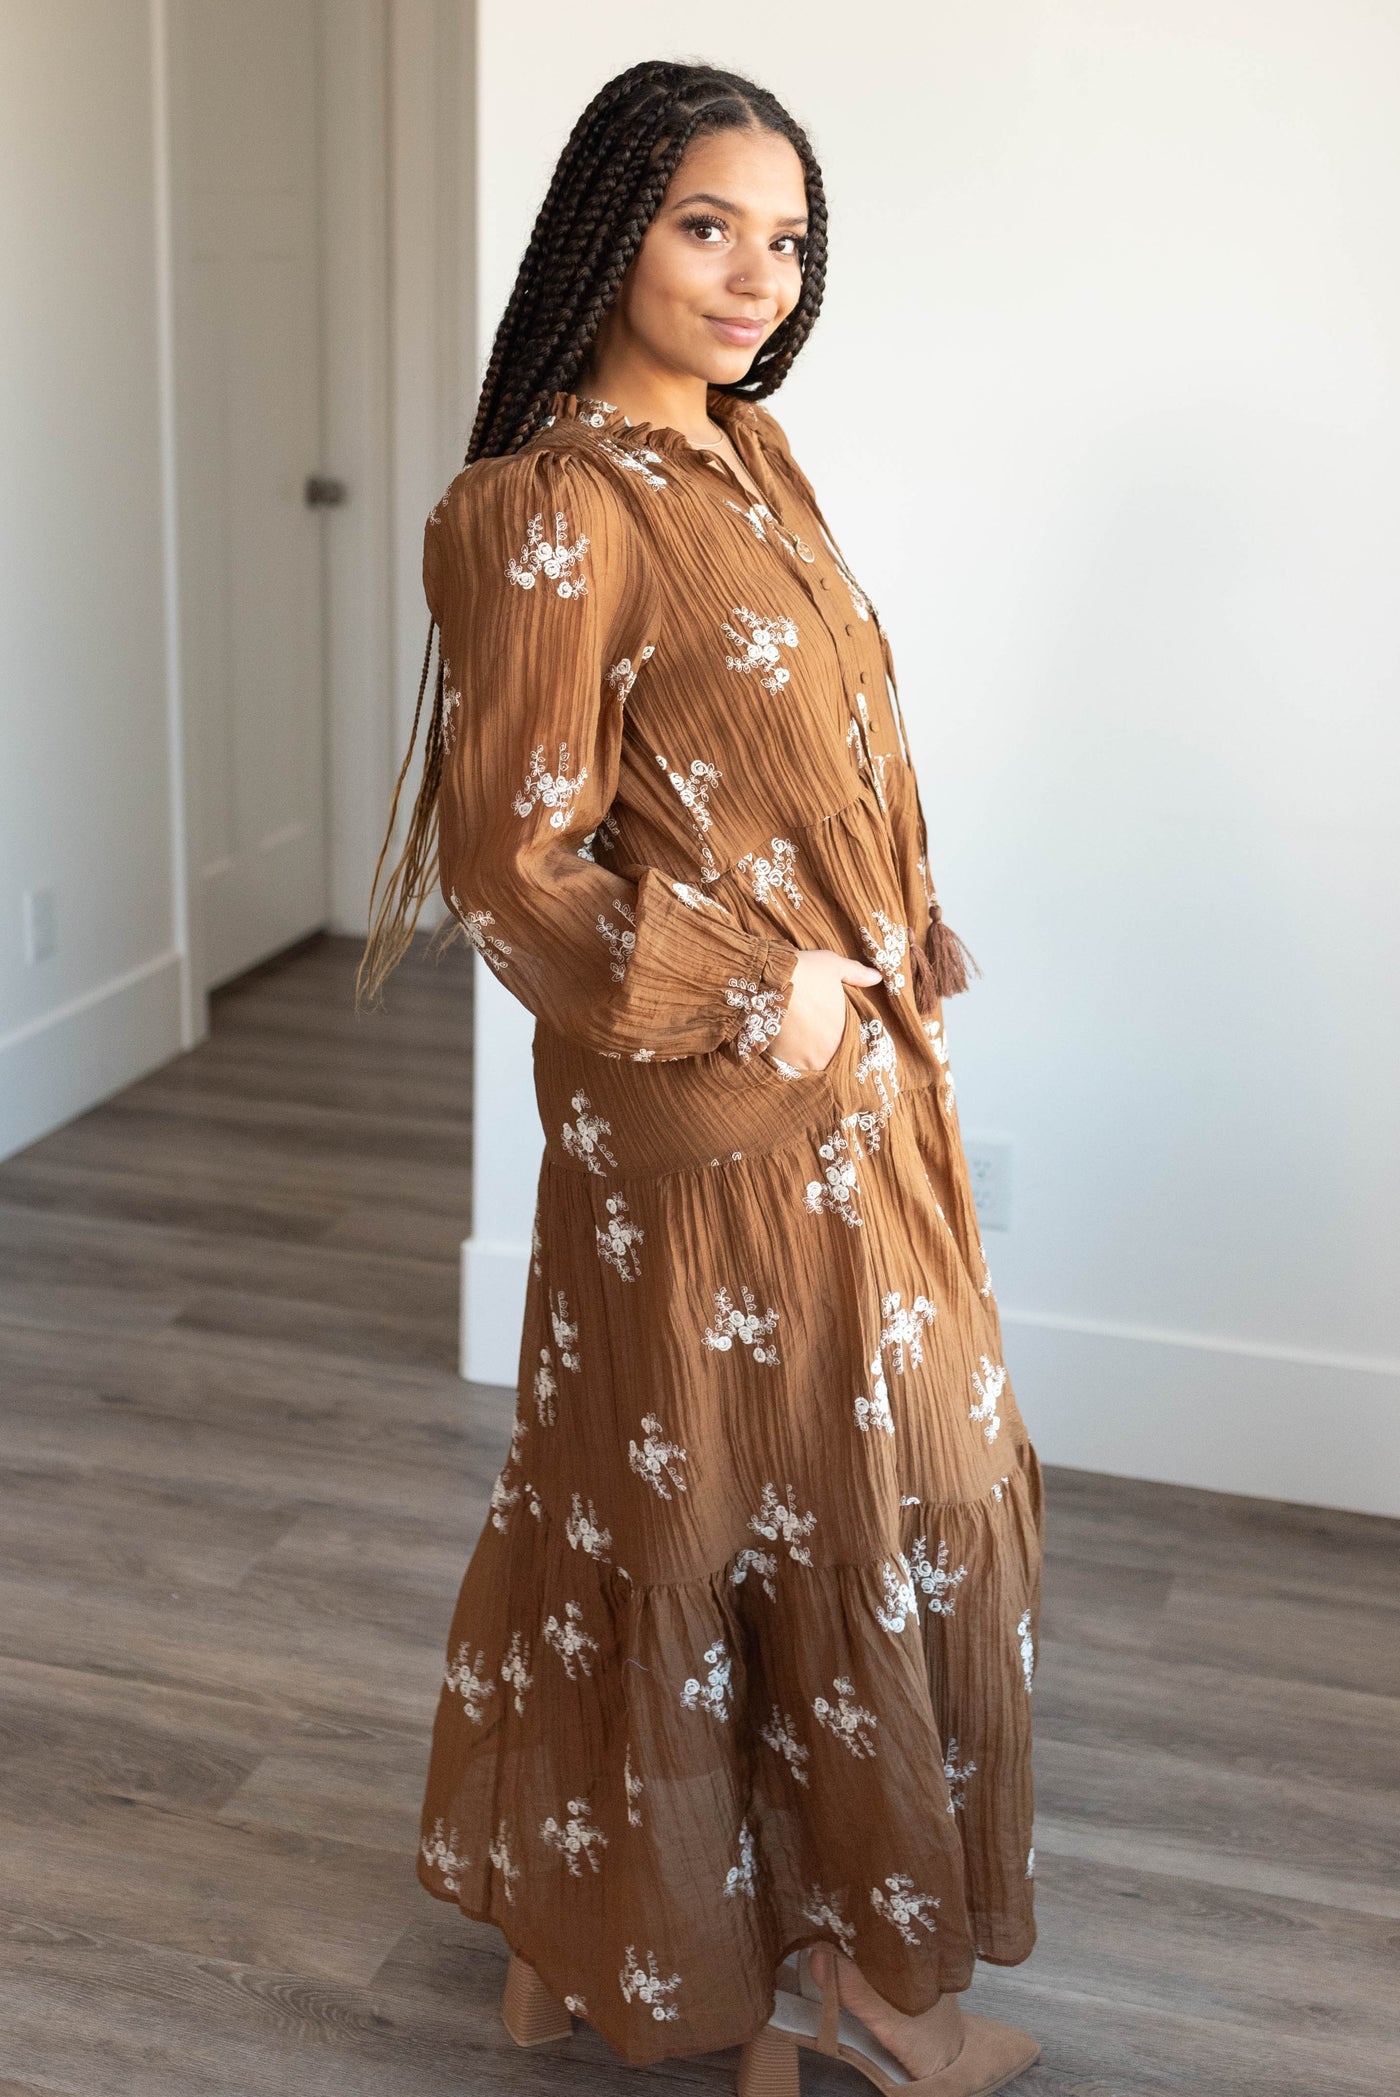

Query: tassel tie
[{"left": 906, "top": 901, "right": 980, "bottom": 1014}]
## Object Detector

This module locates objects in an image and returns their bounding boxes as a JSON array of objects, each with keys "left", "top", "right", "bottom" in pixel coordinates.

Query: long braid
[{"left": 357, "top": 60, "right": 827, "bottom": 1008}]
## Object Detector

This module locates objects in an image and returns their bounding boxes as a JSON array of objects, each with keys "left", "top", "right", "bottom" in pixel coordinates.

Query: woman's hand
[{"left": 767, "top": 949, "right": 884, "bottom": 1071}]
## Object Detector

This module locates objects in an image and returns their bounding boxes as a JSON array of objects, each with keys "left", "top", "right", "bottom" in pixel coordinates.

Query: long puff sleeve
[{"left": 426, "top": 445, "right": 802, "bottom": 1060}]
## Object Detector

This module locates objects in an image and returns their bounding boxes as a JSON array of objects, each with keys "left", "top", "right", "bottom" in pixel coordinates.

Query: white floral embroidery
[
  {"left": 854, "top": 1351, "right": 894, "bottom": 1435},
  {"left": 489, "top": 1471, "right": 520, "bottom": 1531},
  {"left": 801, "top": 1885, "right": 857, "bottom": 1955},
  {"left": 561, "top": 1090, "right": 617, "bottom": 1174},
  {"left": 722, "top": 605, "right": 799, "bottom": 695},
  {"left": 978, "top": 1238, "right": 994, "bottom": 1299},
  {"left": 881, "top": 1290, "right": 936, "bottom": 1372},
  {"left": 870, "top": 1873, "right": 940, "bottom": 1944},
  {"left": 1026, "top": 1845, "right": 1036, "bottom": 1879},
  {"left": 595, "top": 895, "right": 635, "bottom": 981},
  {"left": 726, "top": 497, "right": 770, "bottom": 541},
  {"left": 564, "top": 1993, "right": 588, "bottom": 2015},
  {"left": 680, "top": 1637, "right": 733, "bottom": 1720},
  {"left": 530, "top": 1213, "right": 543, "bottom": 1276},
  {"left": 813, "top": 1674, "right": 878, "bottom": 1758},
  {"left": 970, "top": 1355, "right": 1006, "bottom": 1445},
  {"left": 730, "top": 1545, "right": 779, "bottom": 1600},
  {"left": 624, "top": 1742, "right": 644, "bottom": 1826},
  {"left": 736, "top": 836, "right": 803, "bottom": 909},
  {"left": 598, "top": 436, "right": 668, "bottom": 488},
  {"left": 596, "top": 1190, "right": 644, "bottom": 1279},
  {"left": 514, "top": 742, "right": 589, "bottom": 829},
  {"left": 506, "top": 510, "right": 589, "bottom": 596},
  {"left": 855, "top": 1017, "right": 900, "bottom": 1113},
  {"left": 841, "top": 1106, "right": 888, "bottom": 1159},
  {"left": 670, "top": 878, "right": 729, "bottom": 912},
  {"left": 522, "top": 1478, "right": 543, "bottom": 1519},
  {"left": 628, "top": 1411, "right": 688, "bottom": 1497},
  {"left": 500, "top": 1630, "right": 533, "bottom": 1714},
  {"left": 750, "top": 1482, "right": 817, "bottom": 1566},
  {"left": 542, "top": 1598, "right": 598, "bottom": 1679},
  {"left": 909, "top": 1536, "right": 967, "bottom": 1616},
  {"left": 605, "top": 643, "right": 654, "bottom": 702},
  {"left": 449, "top": 890, "right": 512, "bottom": 974},
  {"left": 724, "top": 1819, "right": 758, "bottom": 1898},
  {"left": 702, "top": 1283, "right": 781, "bottom": 1363},
  {"left": 533, "top": 1347, "right": 557, "bottom": 1425},
  {"left": 550, "top": 1290, "right": 581, "bottom": 1371},
  {"left": 875, "top": 1553, "right": 920, "bottom": 1634},
  {"left": 943, "top": 1738, "right": 977, "bottom": 1815},
  {"left": 488, "top": 1816, "right": 521, "bottom": 1902},
  {"left": 657, "top": 751, "right": 719, "bottom": 832},
  {"left": 442, "top": 677, "right": 462, "bottom": 753},
  {"left": 575, "top": 395, "right": 618, "bottom": 426},
  {"left": 656, "top": 752, "right": 723, "bottom": 883},
  {"left": 758, "top": 1705, "right": 811, "bottom": 1785},
  {"left": 565, "top": 1491, "right": 612, "bottom": 1563},
  {"left": 619, "top": 1945, "right": 681, "bottom": 2022},
  {"left": 420, "top": 1818, "right": 468, "bottom": 1893},
  {"left": 924, "top": 1015, "right": 949, "bottom": 1066},
  {"left": 805, "top": 1124, "right": 863, "bottom": 1228},
  {"left": 724, "top": 975, "right": 790, "bottom": 1060},
  {"left": 444, "top": 1642, "right": 497, "bottom": 1721},
  {"left": 541, "top": 1796, "right": 608, "bottom": 1876},
  {"left": 860, "top": 909, "right": 908, "bottom": 993},
  {"left": 1018, "top": 1609, "right": 1036, "bottom": 1693}
]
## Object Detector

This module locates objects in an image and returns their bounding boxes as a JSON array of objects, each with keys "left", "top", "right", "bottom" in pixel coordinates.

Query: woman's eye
[{"left": 680, "top": 214, "right": 727, "bottom": 243}]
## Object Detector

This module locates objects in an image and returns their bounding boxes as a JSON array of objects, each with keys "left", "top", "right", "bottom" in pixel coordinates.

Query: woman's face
[{"left": 592, "top": 125, "right": 809, "bottom": 388}]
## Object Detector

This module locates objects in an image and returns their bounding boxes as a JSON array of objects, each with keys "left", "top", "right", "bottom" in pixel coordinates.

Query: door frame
[{"left": 154, "top": 0, "right": 477, "bottom": 1045}]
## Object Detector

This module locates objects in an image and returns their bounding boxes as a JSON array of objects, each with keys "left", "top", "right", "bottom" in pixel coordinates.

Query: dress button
[
  {"left": 845, "top": 622, "right": 856, "bottom": 637},
  {"left": 819, "top": 576, "right": 831, "bottom": 590}
]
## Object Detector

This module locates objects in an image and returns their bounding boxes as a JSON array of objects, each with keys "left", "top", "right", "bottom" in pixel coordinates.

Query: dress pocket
[{"left": 750, "top": 989, "right": 861, "bottom": 1086}]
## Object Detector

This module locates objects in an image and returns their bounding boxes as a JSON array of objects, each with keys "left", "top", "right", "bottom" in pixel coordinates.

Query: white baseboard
[
  {"left": 459, "top": 1237, "right": 1400, "bottom": 1520},
  {"left": 0, "top": 950, "right": 185, "bottom": 1161},
  {"left": 999, "top": 1311, "right": 1400, "bottom": 1520}
]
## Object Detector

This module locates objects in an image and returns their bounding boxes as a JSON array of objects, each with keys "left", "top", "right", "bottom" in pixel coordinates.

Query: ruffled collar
[{"left": 542, "top": 385, "right": 760, "bottom": 467}]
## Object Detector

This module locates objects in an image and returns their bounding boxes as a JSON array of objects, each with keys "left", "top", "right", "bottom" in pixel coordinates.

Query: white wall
[
  {"left": 0, "top": 1, "right": 186, "bottom": 1151},
  {"left": 465, "top": 0, "right": 1400, "bottom": 1515}
]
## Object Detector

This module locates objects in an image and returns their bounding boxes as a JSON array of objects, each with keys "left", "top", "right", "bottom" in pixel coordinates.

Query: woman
[{"left": 359, "top": 59, "right": 1043, "bottom": 2097}]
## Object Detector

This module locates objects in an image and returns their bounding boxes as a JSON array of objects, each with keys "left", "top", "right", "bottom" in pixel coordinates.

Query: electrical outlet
[
  {"left": 964, "top": 1135, "right": 1013, "bottom": 1232},
  {"left": 23, "top": 886, "right": 56, "bottom": 964}
]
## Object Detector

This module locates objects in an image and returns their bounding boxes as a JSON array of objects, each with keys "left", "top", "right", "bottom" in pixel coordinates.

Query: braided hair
[{"left": 356, "top": 59, "right": 826, "bottom": 1008}]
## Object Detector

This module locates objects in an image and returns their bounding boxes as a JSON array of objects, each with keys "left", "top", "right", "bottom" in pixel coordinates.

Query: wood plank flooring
[{"left": 1, "top": 931, "right": 1396, "bottom": 2096}]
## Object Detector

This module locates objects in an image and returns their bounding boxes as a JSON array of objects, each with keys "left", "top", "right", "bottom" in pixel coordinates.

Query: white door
[{"left": 169, "top": 0, "right": 329, "bottom": 990}]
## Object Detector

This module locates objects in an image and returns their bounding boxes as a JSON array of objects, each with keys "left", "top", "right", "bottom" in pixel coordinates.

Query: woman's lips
[{"left": 705, "top": 315, "right": 769, "bottom": 346}]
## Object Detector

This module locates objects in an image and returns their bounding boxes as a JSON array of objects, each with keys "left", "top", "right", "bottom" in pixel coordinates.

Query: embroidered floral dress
[{"left": 416, "top": 388, "right": 1042, "bottom": 2065}]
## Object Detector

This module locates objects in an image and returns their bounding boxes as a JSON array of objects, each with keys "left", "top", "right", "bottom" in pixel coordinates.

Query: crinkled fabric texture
[{"left": 416, "top": 389, "right": 1042, "bottom": 2065}]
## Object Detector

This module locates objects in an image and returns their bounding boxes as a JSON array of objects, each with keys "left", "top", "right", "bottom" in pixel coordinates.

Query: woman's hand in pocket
[{"left": 767, "top": 950, "right": 884, "bottom": 1071}]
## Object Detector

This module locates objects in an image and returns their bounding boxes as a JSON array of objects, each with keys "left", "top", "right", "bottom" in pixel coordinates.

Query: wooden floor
[{"left": 1, "top": 932, "right": 1396, "bottom": 2097}]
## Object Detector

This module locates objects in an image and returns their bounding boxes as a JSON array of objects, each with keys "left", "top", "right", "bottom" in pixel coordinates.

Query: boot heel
[
  {"left": 501, "top": 1951, "right": 573, "bottom": 2046},
  {"left": 738, "top": 2021, "right": 802, "bottom": 2096}
]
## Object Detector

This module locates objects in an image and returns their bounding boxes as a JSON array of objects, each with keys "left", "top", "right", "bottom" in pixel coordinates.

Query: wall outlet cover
[{"left": 964, "top": 1134, "right": 1013, "bottom": 1232}]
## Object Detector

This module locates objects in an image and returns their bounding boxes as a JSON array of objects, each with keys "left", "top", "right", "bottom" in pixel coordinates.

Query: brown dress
[{"left": 415, "top": 387, "right": 1042, "bottom": 2065}]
